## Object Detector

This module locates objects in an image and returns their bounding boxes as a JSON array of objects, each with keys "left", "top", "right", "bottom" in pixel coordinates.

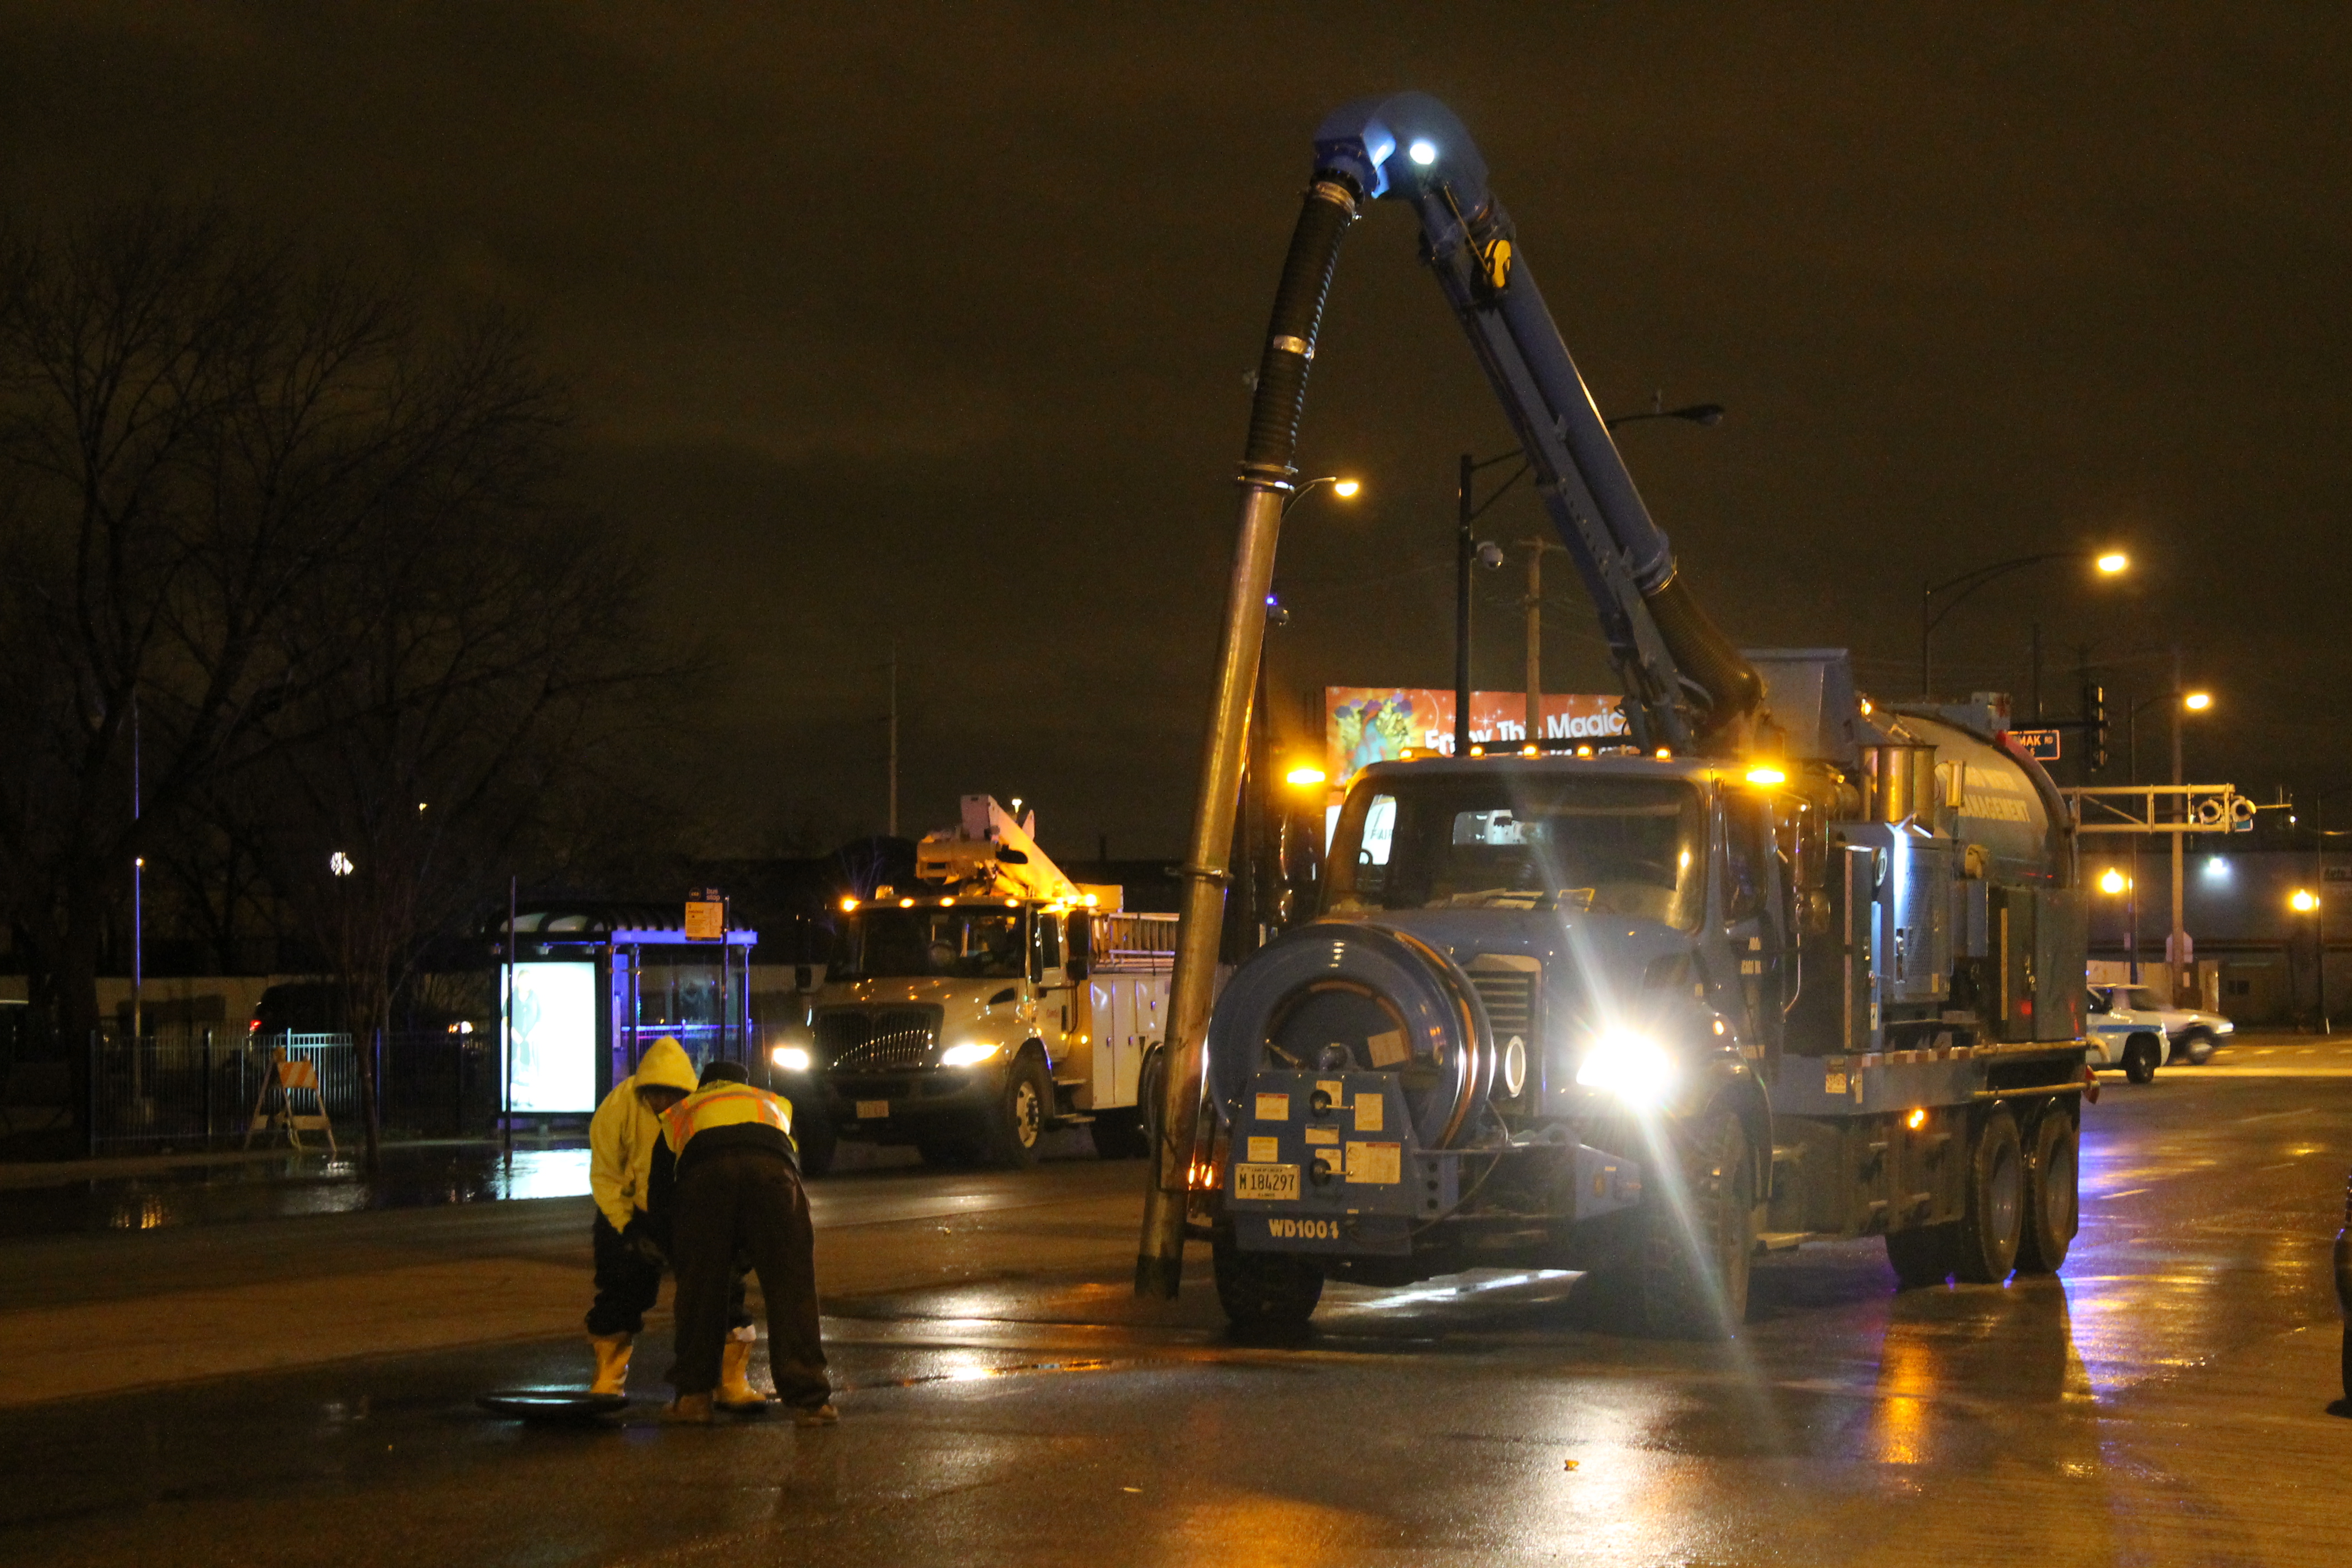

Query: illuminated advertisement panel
[
  {"left": 504, "top": 961, "right": 597, "bottom": 1114},
  {"left": 1325, "top": 688, "right": 1627, "bottom": 780}
]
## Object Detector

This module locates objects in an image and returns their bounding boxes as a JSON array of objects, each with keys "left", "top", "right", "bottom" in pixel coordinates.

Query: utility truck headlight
[
  {"left": 1575, "top": 1028, "right": 1680, "bottom": 1107},
  {"left": 769, "top": 1044, "right": 812, "bottom": 1073},
  {"left": 939, "top": 1042, "right": 1003, "bottom": 1068}
]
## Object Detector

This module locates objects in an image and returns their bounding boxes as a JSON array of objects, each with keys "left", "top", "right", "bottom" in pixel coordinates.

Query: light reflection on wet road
[{"left": 1, "top": 1049, "right": 2346, "bottom": 1565}]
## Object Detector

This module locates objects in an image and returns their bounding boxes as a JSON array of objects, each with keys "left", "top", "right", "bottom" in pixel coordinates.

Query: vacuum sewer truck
[{"left": 1134, "top": 94, "right": 2089, "bottom": 1337}]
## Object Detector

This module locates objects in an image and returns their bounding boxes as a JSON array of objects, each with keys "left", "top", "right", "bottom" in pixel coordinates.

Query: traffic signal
[{"left": 2084, "top": 682, "right": 2108, "bottom": 771}]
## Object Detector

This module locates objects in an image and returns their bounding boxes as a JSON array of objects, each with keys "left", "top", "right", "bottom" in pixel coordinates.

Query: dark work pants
[
  {"left": 667, "top": 1148, "right": 830, "bottom": 1408},
  {"left": 586, "top": 1211, "right": 753, "bottom": 1338},
  {"left": 586, "top": 1213, "right": 662, "bottom": 1336}
]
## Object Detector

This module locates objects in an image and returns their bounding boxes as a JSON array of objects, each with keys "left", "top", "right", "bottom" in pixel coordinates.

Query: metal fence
[{"left": 1, "top": 1027, "right": 505, "bottom": 1155}]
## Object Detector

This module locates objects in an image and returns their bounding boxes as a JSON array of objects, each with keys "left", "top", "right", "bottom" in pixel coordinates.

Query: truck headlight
[
  {"left": 940, "top": 1041, "right": 1003, "bottom": 1068},
  {"left": 770, "top": 1044, "right": 812, "bottom": 1073},
  {"left": 1575, "top": 1027, "right": 1680, "bottom": 1108}
]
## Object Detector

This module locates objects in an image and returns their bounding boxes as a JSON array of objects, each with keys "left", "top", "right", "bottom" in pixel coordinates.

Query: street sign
[
  {"left": 2012, "top": 728, "right": 2061, "bottom": 761},
  {"left": 2325, "top": 864, "right": 2352, "bottom": 883}
]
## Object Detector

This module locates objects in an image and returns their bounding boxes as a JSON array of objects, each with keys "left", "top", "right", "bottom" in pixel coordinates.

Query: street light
[
  {"left": 1284, "top": 765, "right": 1328, "bottom": 788},
  {"left": 2184, "top": 690, "right": 2212, "bottom": 712},
  {"left": 1284, "top": 474, "right": 1364, "bottom": 515},
  {"left": 1603, "top": 390, "right": 1727, "bottom": 432},
  {"left": 2099, "top": 867, "right": 2128, "bottom": 896},
  {"left": 1919, "top": 549, "right": 2128, "bottom": 698},
  {"left": 2293, "top": 888, "right": 2320, "bottom": 914}
]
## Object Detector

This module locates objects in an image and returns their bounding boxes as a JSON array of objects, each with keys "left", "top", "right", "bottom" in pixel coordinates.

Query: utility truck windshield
[
  {"left": 832, "top": 907, "right": 1026, "bottom": 981},
  {"left": 1326, "top": 773, "right": 1706, "bottom": 930}
]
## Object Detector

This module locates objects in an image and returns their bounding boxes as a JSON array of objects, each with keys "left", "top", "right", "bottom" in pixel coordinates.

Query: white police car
[
  {"left": 2092, "top": 983, "right": 2234, "bottom": 1065},
  {"left": 2084, "top": 987, "right": 2166, "bottom": 1084}
]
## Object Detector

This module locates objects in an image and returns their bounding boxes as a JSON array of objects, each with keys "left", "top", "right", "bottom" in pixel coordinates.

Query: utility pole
[
  {"left": 887, "top": 642, "right": 900, "bottom": 839},
  {"left": 2169, "top": 646, "right": 2187, "bottom": 1005},
  {"left": 2029, "top": 622, "right": 2043, "bottom": 725},
  {"left": 1455, "top": 453, "right": 1473, "bottom": 758},
  {"left": 1522, "top": 538, "right": 1561, "bottom": 748}
]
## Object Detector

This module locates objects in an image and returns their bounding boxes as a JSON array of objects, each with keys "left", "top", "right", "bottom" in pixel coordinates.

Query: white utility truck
[{"left": 774, "top": 797, "right": 1176, "bottom": 1172}]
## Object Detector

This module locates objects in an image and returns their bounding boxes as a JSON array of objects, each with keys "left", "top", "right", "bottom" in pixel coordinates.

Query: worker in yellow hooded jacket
[{"left": 584, "top": 1035, "right": 700, "bottom": 1394}]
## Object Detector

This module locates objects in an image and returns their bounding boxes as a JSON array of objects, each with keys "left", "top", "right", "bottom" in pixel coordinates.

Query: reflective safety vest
[{"left": 662, "top": 1082, "right": 794, "bottom": 1154}]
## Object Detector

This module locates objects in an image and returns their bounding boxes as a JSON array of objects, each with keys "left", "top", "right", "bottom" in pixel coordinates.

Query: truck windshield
[
  {"left": 832, "top": 907, "right": 1026, "bottom": 980},
  {"left": 1325, "top": 772, "right": 1707, "bottom": 930}
]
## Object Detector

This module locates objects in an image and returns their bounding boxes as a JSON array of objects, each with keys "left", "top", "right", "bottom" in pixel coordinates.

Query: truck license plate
[
  {"left": 856, "top": 1099, "right": 890, "bottom": 1120},
  {"left": 1232, "top": 1162, "right": 1299, "bottom": 1201}
]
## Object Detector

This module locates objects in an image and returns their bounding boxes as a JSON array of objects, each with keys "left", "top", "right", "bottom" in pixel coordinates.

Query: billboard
[
  {"left": 504, "top": 961, "right": 597, "bottom": 1114},
  {"left": 1326, "top": 688, "right": 1628, "bottom": 779}
]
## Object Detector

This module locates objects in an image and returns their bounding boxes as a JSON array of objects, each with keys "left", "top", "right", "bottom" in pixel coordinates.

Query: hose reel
[{"left": 1206, "top": 922, "right": 1494, "bottom": 1150}]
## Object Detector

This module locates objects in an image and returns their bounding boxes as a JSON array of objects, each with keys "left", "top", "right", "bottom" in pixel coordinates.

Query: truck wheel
[
  {"left": 2016, "top": 1110, "right": 2078, "bottom": 1274},
  {"left": 2124, "top": 1036, "right": 2160, "bottom": 1085},
  {"left": 1955, "top": 1107, "right": 2026, "bottom": 1283},
  {"left": 1211, "top": 1230, "right": 1322, "bottom": 1336},
  {"left": 977, "top": 1053, "right": 1053, "bottom": 1169},
  {"left": 1885, "top": 1224, "right": 1959, "bottom": 1289},
  {"left": 1136, "top": 1047, "right": 1167, "bottom": 1156},
  {"left": 1088, "top": 1108, "right": 1147, "bottom": 1160},
  {"left": 1593, "top": 1109, "right": 1755, "bottom": 1338}
]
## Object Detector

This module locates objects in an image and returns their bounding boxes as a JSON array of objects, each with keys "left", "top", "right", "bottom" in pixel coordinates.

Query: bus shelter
[{"left": 499, "top": 905, "right": 759, "bottom": 1121}]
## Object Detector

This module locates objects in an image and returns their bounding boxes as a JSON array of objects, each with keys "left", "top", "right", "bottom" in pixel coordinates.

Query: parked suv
[
  {"left": 2084, "top": 987, "right": 2165, "bottom": 1084},
  {"left": 2092, "top": 983, "right": 2233, "bottom": 1065}
]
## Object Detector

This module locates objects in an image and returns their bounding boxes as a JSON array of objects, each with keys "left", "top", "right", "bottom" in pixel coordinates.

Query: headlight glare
[
  {"left": 1574, "top": 1027, "right": 1680, "bottom": 1107},
  {"left": 939, "top": 1041, "right": 1003, "bottom": 1068},
  {"left": 769, "top": 1044, "right": 812, "bottom": 1073}
]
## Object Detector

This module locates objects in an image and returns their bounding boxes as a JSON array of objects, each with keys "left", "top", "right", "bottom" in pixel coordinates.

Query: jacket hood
[{"left": 633, "top": 1036, "right": 700, "bottom": 1095}]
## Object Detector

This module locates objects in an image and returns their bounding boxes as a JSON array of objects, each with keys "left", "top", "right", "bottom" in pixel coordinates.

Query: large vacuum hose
[
  {"left": 1137, "top": 175, "right": 1359, "bottom": 1300},
  {"left": 1643, "top": 572, "right": 1766, "bottom": 737},
  {"left": 1243, "top": 177, "right": 1361, "bottom": 477}
]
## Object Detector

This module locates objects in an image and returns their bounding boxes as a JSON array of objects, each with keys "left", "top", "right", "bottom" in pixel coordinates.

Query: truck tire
[
  {"left": 1088, "top": 1108, "right": 1147, "bottom": 1160},
  {"left": 977, "top": 1052, "right": 1053, "bottom": 1169},
  {"left": 2124, "top": 1036, "right": 2160, "bottom": 1085},
  {"left": 1885, "top": 1223, "right": 1959, "bottom": 1289},
  {"left": 1212, "top": 1231, "right": 1322, "bottom": 1336},
  {"left": 1955, "top": 1107, "right": 2026, "bottom": 1283},
  {"left": 1591, "top": 1109, "right": 1755, "bottom": 1338},
  {"left": 2016, "top": 1110, "right": 2078, "bottom": 1274},
  {"left": 1135, "top": 1047, "right": 1167, "bottom": 1157}
]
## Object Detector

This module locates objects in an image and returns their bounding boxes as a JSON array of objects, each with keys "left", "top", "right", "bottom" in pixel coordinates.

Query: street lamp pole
[
  {"left": 2170, "top": 648, "right": 2186, "bottom": 1005},
  {"left": 1455, "top": 453, "right": 1525, "bottom": 756}
]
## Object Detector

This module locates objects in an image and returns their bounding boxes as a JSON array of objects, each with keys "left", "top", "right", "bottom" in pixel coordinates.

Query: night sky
[{"left": 8, "top": 3, "right": 2345, "bottom": 860}]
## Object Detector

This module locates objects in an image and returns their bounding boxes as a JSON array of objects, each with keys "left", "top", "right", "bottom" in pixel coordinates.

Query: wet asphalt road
[{"left": 1, "top": 1041, "right": 2347, "bottom": 1567}]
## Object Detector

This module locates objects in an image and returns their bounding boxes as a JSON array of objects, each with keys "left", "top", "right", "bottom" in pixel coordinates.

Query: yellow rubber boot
[
  {"left": 588, "top": 1333, "right": 633, "bottom": 1397},
  {"left": 717, "top": 1326, "right": 770, "bottom": 1411}
]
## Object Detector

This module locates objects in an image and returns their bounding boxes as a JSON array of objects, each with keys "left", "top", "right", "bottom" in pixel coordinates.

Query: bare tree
[{"left": 0, "top": 200, "right": 695, "bottom": 1157}]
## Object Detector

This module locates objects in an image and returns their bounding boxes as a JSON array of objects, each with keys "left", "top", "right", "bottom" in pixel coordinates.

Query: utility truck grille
[{"left": 815, "top": 1007, "right": 941, "bottom": 1071}]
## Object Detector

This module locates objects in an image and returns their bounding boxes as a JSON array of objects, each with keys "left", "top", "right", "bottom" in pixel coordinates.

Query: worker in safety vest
[
  {"left": 649, "top": 1060, "right": 834, "bottom": 1424},
  {"left": 584, "top": 1035, "right": 700, "bottom": 1395}
]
